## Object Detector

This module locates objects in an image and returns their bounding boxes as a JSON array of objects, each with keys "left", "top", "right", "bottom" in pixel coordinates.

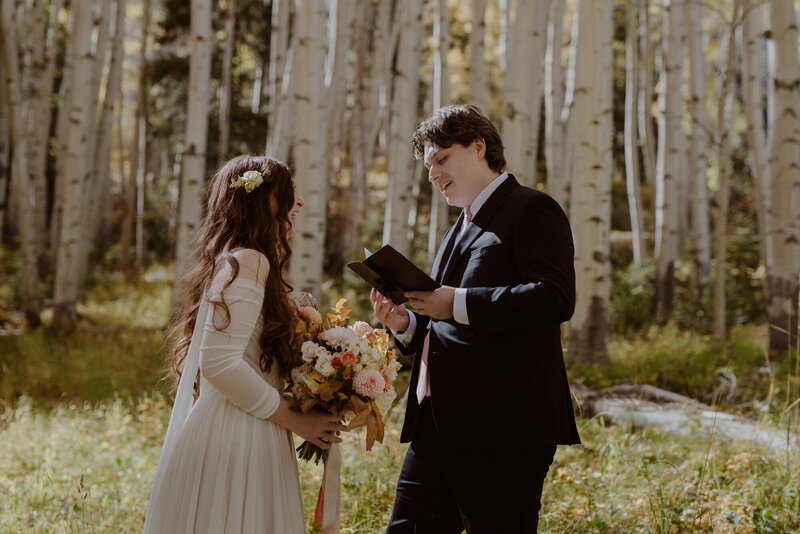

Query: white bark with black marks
[
  {"left": 654, "top": 0, "right": 686, "bottom": 321},
  {"left": 503, "top": 0, "right": 549, "bottom": 186},
  {"left": 382, "top": 0, "right": 423, "bottom": 258},
  {"left": 288, "top": 0, "right": 329, "bottom": 297},
  {"left": 172, "top": 0, "right": 213, "bottom": 311},
  {"left": 567, "top": 0, "right": 614, "bottom": 364},
  {"left": 684, "top": 0, "right": 711, "bottom": 279},
  {"left": 765, "top": 0, "right": 800, "bottom": 351},
  {"left": 52, "top": 0, "right": 97, "bottom": 330}
]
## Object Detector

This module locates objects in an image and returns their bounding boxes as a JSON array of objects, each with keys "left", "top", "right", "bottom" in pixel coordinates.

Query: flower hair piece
[{"left": 229, "top": 169, "right": 266, "bottom": 193}]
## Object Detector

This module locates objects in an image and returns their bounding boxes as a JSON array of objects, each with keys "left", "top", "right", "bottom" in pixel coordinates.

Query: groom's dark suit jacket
[{"left": 395, "top": 175, "right": 580, "bottom": 447}]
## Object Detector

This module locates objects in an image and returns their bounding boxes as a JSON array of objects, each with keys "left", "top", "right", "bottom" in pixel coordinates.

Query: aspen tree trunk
[
  {"left": 498, "top": 0, "right": 509, "bottom": 84},
  {"left": 765, "top": 0, "right": 800, "bottom": 351},
  {"left": 544, "top": 0, "right": 565, "bottom": 204},
  {"left": 134, "top": 0, "right": 149, "bottom": 269},
  {"left": 75, "top": 0, "right": 112, "bottom": 292},
  {"left": 266, "top": 0, "right": 288, "bottom": 144},
  {"left": 468, "top": 0, "right": 488, "bottom": 111},
  {"left": 429, "top": 0, "right": 451, "bottom": 263},
  {"left": 288, "top": 0, "right": 329, "bottom": 297},
  {"left": 117, "top": 118, "right": 134, "bottom": 271},
  {"left": 0, "top": 40, "right": 8, "bottom": 243},
  {"left": 218, "top": 0, "right": 236, "bottom": 166},
  {"left": 266, "top": 0, "right": 294, "bottom": 162},
  {"left": 503, "top": 0, "right": 549, "bottom": 185},
  {"left": 567, "top": 0, "right": 614, "bottom": 364},
  {"left": 83, "top": 0, "right": 125, "bottom": 281},
  {"left": 38, "top": 0, "right": 61, "bottom": 258},
  {"left": 382, "top": 0, "right": 423, "bottom": 258},
  {"left": 346, "top": 0, "right": 373, "bottom": 255},
  {"left": 558, "top": 8, "right": 581, "bottom": 208},
  {"left": 372, "top": 0, "right": 401, "bottom": 155},
  {"left": 685, "top": 0, "right": 711, "bottom": 279},
  {"left": 324, "top": 0, "right": 352, "bottom": 169},
  {"left": 51, "top": 12, "right": 74, "bottom": 269},
  {"left": 638, "top": 0, "right": 657, "bottom": 199},
  {"left": 251, "top": 57, "right": 264, "bottom": 113},
  {"left": 86, "top": 0, "right": 111, "bottom": 172},
  {"left": 172, "top": 0, "right": 213, "bottom": 309},
  {"left": 22, "top": 0, "right": 53, "bottom": 265},
  {"left": 1, "top": 0, "right": 41, "bottom": 326},
  {"left": 52, "top": 0, "right": 96, "bottom": 331},
  {"left": 741, "top": 0, "right": 769, "bottom": 270},
  {"left": 324, "top": 0, "right": 353, "bottom": 273},
  {"left": 624, "top": 0, "right": 646, "bottom": 266},
  {"left": 713, "top": 1, "right": 739, "bottom": 342},
  {"left": 120, "top": 0, "right": 149, "bottom": 272},
  {"left": 654, "top": 0, "right": 686, "bottom": 322}
]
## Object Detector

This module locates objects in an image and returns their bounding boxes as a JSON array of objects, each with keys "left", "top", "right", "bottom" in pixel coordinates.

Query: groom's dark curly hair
[{"left": 412, "top": 104, "right": 506, "bottom": 174}]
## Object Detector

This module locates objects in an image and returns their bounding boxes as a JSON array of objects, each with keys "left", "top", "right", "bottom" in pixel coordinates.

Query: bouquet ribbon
[{"left": 314, "top": 443, "right": 341, "bottom": 534}]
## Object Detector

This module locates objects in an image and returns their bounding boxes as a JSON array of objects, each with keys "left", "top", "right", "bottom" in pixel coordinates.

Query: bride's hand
[
  {"left": 268, "top": 399, "right": 348, "bottom": 449},
  {"left": 291, "top": 410, "right": 348, "bottom": 450},
  {"left": 371, "top": 289, "right": 410, "bottom": 332}
]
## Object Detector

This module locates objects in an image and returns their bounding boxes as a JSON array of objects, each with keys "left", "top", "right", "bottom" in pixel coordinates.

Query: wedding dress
[{"left": 142, "top": 257, "right": 304, "bottom": 533}]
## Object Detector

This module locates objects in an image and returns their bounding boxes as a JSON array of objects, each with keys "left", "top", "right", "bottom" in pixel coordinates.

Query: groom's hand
[
  {"left": 405, "top": 286, "right": 455, "bottom": 320},
  {"left": 371, "top": 288, "right": 410, "bottom": 332}
]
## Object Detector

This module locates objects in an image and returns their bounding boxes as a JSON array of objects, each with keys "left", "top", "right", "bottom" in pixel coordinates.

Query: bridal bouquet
[{"left": 290, "top": 298, "right": 402, "bottom": 464}]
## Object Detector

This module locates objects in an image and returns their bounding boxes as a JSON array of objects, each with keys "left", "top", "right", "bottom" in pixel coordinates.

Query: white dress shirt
[{"left": 394, "top": 171, "right": 509, "bottom": 344}]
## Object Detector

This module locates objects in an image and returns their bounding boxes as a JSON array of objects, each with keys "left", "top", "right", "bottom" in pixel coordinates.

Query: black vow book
[{"left": 347, "top": 245, "right": 439, "bottom": 305}]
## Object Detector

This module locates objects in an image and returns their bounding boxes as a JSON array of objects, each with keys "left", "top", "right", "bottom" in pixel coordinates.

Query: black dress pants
[{"left": 387, "top": 398, "right": 556, "bottom": 534}]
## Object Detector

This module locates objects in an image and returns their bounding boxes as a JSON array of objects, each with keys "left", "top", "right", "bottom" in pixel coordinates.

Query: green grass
[
  {"left": 0, "top": 270, "right": 173, "bottom": 404},
  {"left": 1, "top": 266, "right": 798, "bottom": 532},
  {"left": 572, "top": 323, "right": 799, "bottom": 414},
  {"left": 1, "top": 394, "right": 798, "bottom": 533}
]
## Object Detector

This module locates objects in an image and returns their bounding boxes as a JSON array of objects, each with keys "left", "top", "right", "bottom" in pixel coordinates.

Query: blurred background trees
[{"left": 0, "top": 0, "right": 798, "bottom": 360}]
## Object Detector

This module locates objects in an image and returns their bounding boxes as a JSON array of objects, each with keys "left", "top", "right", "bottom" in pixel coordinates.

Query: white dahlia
[{"left": 321, "top": 326, "right": 358, "bottom": 350}]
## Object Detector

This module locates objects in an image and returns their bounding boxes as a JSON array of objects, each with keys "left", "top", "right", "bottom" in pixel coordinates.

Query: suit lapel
[
  {"left": 439, "top": 175, "right": 519, "bottom": 284},
  {"left": 431, "top": 212, "right": 463, "bottom": 283}
]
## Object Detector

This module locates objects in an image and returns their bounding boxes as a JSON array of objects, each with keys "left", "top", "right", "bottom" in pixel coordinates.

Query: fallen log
[{"left": 574, "top": 384, "right": 798, "bottom": 454}]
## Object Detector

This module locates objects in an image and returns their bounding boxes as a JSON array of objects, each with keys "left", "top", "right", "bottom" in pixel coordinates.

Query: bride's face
[{"left": 286, "top": 192, "right": 304, "bottom": 237}]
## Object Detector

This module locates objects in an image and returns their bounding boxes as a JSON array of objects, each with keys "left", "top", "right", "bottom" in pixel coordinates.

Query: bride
[{"left": 143, "top": 155, "right": 347, "bottom": 533}]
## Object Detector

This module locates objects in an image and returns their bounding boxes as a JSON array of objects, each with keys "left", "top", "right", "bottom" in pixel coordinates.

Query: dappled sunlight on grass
[
  {"left": 78, "top": 265, "right": 173, "bottom": 329},
  {"left": 0, "top": 327, "right": 169, "bottom": 404},
  {"left": 2, "top": 266, "right": 797, "bottom": 532},
  {"left": 571, "top": 322, "right": 790, "bottom": 412},
  {"left": 1, "top": 393, "right": 798, "bottom": 533}
]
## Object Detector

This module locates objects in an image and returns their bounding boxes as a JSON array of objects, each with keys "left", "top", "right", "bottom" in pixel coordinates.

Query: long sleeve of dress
[{"left": 198, "top": 276, "right": 280, "bottom": 419}]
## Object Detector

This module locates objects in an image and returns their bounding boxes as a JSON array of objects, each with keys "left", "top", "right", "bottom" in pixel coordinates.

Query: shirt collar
[{"left": 466, "top": 171, "right": 509, "bottom": 221}]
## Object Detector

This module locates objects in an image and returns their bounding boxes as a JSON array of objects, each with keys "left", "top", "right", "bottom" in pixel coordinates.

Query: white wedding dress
[{"left": 143, "top": 255, "right": 304, "bottom": 533}]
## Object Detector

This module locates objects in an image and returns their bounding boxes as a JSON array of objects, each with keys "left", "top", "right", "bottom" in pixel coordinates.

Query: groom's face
[{"left": 424, "top": 140, "right": 486, "bottom": 208}]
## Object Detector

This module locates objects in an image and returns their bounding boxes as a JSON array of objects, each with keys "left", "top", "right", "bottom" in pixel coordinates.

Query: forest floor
[
  {"left": 1, "top": 266, "right": 798, "bottom": 532},
  {"left": 1, "top": 392, "right": 798, "bottom": 533}
]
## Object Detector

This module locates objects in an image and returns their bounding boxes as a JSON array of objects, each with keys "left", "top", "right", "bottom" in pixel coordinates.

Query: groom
[{"left": 372, "top": 104, "right": 580, "bottom": 533}]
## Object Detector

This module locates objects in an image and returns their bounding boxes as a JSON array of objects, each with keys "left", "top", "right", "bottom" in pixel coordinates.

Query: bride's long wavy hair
[{"left": 169, "top": 155, "right": 297, "bottom": 384}]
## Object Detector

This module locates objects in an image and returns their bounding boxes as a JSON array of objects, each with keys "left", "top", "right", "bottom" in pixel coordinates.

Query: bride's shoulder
[
  {"left": 232, "top": 248, "right": 270, "bottom": 285},
  {"left": 216, "top": 248, "right": 270, "bottom": 287}
]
